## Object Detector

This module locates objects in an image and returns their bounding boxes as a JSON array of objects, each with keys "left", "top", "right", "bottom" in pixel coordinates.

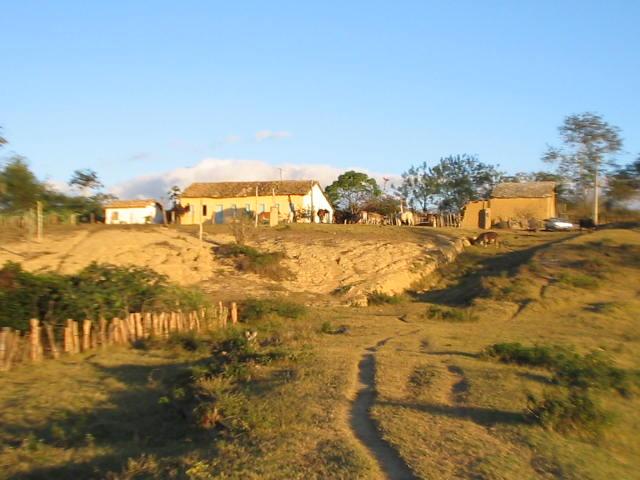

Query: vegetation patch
[
  {"left": 557, "top": 272, "right": 600, "bottom": 290},
  {"left": 218, "top": 243, "right": 294, "bottom": 280},
  {"left": 240, "top": 297, "right": 307, "bottom": 322},
  {"left": 484, "top": 343, "right": 637, "bottom": 396},
  {"left": 408, "top": 364, "right": 437, "bottom": 396},
  {"left": 527, "top": 388, "right": 609, "bottom": 435},
  {"left": 0, "top": 261, "right": 208, "bottom": 331},
  {"left": 424, "top": 305, "right": 478, "bottom": 322},
  {"left": 367, "top": 290, "right": 403, "bottom": 305}
]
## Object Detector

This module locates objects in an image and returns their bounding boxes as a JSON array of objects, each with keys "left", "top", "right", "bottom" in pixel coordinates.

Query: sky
[{"left": 1, "top": 0, "right": 639, "bottom": 200}]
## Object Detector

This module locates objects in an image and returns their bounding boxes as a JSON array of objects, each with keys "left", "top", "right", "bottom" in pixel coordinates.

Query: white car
[{"left": 544, "top": 218, "right": 574, "bottom": 231}]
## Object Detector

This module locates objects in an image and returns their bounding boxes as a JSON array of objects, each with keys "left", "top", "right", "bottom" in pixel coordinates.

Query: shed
[{"left": 104, "top": 199, "right": 165, "bottom": 225}]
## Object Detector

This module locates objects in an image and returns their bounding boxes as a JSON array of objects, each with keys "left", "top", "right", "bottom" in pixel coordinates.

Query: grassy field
[{"left": 1, "top": 226, "right": 639, "bottom": 479}]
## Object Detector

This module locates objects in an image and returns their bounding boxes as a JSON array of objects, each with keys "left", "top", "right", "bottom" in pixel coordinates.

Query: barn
[
  {"left": 104, "top": 199, "right": 165, "bottom": 225},
  {"left": 178, "top": 180, "right": 334, "bottom": 225},
  {"left": 461, "top": 181, "right": 557, "bottom": 229}
]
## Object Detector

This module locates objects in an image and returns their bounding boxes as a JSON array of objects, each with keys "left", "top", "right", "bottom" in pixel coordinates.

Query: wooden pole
[
  {"left": 255, "top": 186, "right": 259, "bottom": 227},
  {"left": 0, "top": 328, "right": 7, "bottom": 370},
  {"left": 72, "top": 320, "right": 80, "bottom": 353},
  {"left": 64, "top": 320, "right": 73, "bottom": 353},
  {"left": 29, "top": 318, "right": 41, "bottom": 362},
  {"left": 44, "top": 323, "right": 60, "bottom": 359},
  {"left": 231, "top": 302, "right": 238, "bottom": 325},
  {"left": 99, "top": 317, "right": 107, "bottom": 348},
  {"left": 82, "top": 320, "right": 91, "bottom": 351}
]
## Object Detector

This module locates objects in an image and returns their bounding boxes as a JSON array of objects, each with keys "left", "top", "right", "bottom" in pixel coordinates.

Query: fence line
[{"left": 0, "top": 302, "right": 239, "bottom": 372}]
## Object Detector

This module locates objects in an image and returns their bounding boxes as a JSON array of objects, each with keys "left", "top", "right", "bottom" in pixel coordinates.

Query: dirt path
[{"left": 350, "top": 340, "right": 418, "bottom": 480}]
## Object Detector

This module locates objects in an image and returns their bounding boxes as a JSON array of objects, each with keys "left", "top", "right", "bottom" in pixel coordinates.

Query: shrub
[
  {"left": 558, "top": 273, "right": 600, "bottom": 289},
  {"left": 527, "top": 388, "right": 608, "bottom": 435},
  {"left": 367, "top": 291, "right": 403, "bottom": 305},
  {"left": 240, "top": 298, "right": 307, "bottom": 322},
  {"left": 0, "top": 261, "right": 209, "bottom": 331},
  {"left": 218, "top": 244, "right": 293, "bottom": 281},
  {"left": 425, "top": 305, "right": 478, "bottom": 322},
  {"left": 485, "top": 343, "right": 636, "bottom": 396}
]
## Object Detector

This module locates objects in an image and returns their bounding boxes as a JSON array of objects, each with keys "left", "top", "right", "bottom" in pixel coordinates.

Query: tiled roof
[
  {"left": 182, "top": 180, "right": 317, "bottom": 198},
  {"left": 492, "top": 181, "right": 556, "bottom": 198},
  {"left": 105, "top": 199, "right": 158, "bottom": 208}
]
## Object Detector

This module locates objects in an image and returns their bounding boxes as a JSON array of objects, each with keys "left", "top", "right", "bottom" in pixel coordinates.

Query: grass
[
  {"left": 366, "top": 290, "right": 403, "bottom": 305},
  {"left": 558, "top": 272, "right": 601, "bottom": 289},
  {"left": 2, "top": 226, "right": 640, "bottom": 479},
  {"left": 217, "top": 243, "right": 294, "bottom": 281}
]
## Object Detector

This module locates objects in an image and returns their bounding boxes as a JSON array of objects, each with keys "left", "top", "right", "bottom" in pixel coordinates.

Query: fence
[{"left": 0, "top": 302, "right": 239, "bottom": 372}]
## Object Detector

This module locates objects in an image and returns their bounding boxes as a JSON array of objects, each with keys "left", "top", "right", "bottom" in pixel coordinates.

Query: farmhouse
[
  {"left": 178, "top": 180, "right": 334, "bottom": 224},
  {"left": 104, "top": 199, "right": 165, "bottom": 225},
  {"left": 461, "top": 181, "right": 557, "bottom": 229}
]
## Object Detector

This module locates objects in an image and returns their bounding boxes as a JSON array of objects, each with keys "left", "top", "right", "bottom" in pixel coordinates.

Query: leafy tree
[
  {"left": 400, "top": 155, "right": 501, "bottom": 213},
  {"left": 397, "top": 162, "right": 436, "bottom": 212},
  {"left": 543, "top": 112, "right": 623, "bottom": 224},
  {"left": 0, "top": 156, "right": 46, "bottom": 212},
  {"left": 0, "top": 127, "right": 7, "bottom": 148},
  {"left": 69, "top": 168, "right": 103, "bottom": 196},
  {"left": 606, "top": 156, "right": 640, "bottom": 207},
  {"left": 168, "top": 185, "right": 182, "bottom": 207},
  {"left": 361, "top": 195, "right": 401, "bottom": 216},
  {"left": 325, "top": 170, "right": 382, "bottom": 213}
]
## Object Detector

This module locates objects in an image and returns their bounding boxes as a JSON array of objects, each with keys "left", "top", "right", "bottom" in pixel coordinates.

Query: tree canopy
[
  {"left": 69, "top": 169, "right": 103, "bottom": 195},
  {"left": 398, "top": 155, "right": 502, "bottom": 213},
  {"left": 0, "top": 156, "right": 46, "bottom": 212},
  {"left": 325, "top": 171, "right": 382, "bottom": 213}
]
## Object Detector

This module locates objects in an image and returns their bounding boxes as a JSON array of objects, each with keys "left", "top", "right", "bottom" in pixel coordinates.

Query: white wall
[
  {"left": 303, "top": 184, "right": 334, "bottom": 222},
  {"left": 105, "top": 205, "right": 163, "bottom": 224}
]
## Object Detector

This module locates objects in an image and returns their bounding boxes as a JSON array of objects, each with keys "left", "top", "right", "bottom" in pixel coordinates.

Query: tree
[
  {"left": 325, "top": 171, "right": 382, "bottom": 213},
  {"left": 606, "top": 156, "right": 640, "bottom": 207},
  {"left": 167, "top": 185, "right": 182, "bottom": 207},
  {"left": 397, "top": 162, "right": 437, "bottom": 212},
  {"left": 0, "top": 127, "right": 7, "bottom": 149},
  {"left": 399, "top": 155, "right": 502, "bottom": 213},
  {"left": 543, "top": 112, "right": 623, "bottom": 224},
  {"left": 0, "top": 156, "right": 46, "bottom": 212},
  {"left": 69, "top": 169, "right": 103, "bottom": 196}
]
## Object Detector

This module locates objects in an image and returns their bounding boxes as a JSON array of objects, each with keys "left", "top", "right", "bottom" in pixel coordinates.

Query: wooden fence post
[
  {"left": 64, "top": 320, "right": 73, "bottom": 353},
  {"left": 44, "top": 323, "right": 60, "bottom": 359},
  {"left": 29, "top": 318, "right": 41, "bottom": 362},
  {"left": 72, "top": 320, "right": 80, "bottom": 353},
  {"left": 82, "top": 320, "right": 92, "bottom": 351},
  {"left": 231, "top": 302, "right": 238, "bottom": 325},
  {"left": 99, "top": 318, "right": 107, "bottom": 348},
  {"left": 0, "top": 328, "right": 7, "bottom": 370},
  {"left": 5, "top": 331, "right": 19, "bottom": 370}
]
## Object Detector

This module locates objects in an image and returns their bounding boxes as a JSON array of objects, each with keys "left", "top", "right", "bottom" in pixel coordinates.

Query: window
[
  {"left": 245, "top": 203, "right": 251, "bottom": 212},
  {"left": 202, "top": 205, "right": 208, "bottom": 216},
  {"left": 259, "top": 203, "right": 266, "bottom": 213},
  {"left": 231, "top": 204, "right": 237, "bottom": 217},
  {"left": 111, "top": 211, "right": 119, "bottom": 222}
]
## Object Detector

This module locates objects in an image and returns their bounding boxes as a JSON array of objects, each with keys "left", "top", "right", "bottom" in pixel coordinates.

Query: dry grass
[{"left": 2, "top": 226, "right": 639, "bottom": 479}]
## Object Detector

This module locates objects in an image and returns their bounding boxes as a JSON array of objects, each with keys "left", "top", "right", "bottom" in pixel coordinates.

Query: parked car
[{"left": 544, "top": 218, "right": 574, "bottom": 231}]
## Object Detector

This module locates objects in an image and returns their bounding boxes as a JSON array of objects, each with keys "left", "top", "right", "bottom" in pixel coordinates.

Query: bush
[
  {"left": 367, "top": 291, "right": 403, "bottom": 305},
  {"left": 218, "top": 244, "right": 293, "bottom": 281},
  {"left": 527, "top": 388, "right": 608, "bottom": 435},
  {"left": 485, "top": 343, "right": 636, "bottom": 395},
  {"left": 0, "top": 261, "right": 209, "bottom": 331},
  {"left": 425, "top": 305, "right": 478, "bottom": 322},
  {"left": 558, "top": 273, "right": 600, "bottom": 289},
  {"left": 240, "top": 298, "right": 307, "bottom": 322}
]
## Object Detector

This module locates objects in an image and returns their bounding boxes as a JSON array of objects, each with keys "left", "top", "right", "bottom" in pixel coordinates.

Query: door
[{"left": 215, "top": 205, "right": 224, "bottom": 224}]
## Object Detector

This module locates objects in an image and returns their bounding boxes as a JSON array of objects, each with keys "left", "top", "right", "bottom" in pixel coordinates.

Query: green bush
[
  {"left": 425, "top": 305, "right": 478, "bottom": 322},
  {"left": 485, "top": 343, "right": 636, "bottom": 395},
  {"left": 240, "top": 298, "right": 307, "bottom": 322},
  {"left": 527, "top": 388, "right": 608, "bottom": 435},
  {"left": 558, "top": 273, "right": 600, "bottom": 289},
  {"left": 0, "top": 261, "right": 209, "bottom": 331},
  {"left": 367, "top": 291, "right": 403, "bottom": 305},
  {"left": 218, "top": 244, "right": 293, "bottom": 280}
]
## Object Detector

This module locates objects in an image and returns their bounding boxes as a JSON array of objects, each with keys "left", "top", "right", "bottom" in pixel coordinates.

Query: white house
[{"left": 104, "top": 199, "right": 165, "bottom": 225}]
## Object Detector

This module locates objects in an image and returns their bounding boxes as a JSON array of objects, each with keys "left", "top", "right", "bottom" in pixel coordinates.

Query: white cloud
[
  {"left": 224, "top": 135, "right": 241, "bottom": 144},
  {"left": 255, "top": 130, "right": 292, "bottom": 142},
  {"left": 108, "top": 157, "right": 400, "bottom": 204}
]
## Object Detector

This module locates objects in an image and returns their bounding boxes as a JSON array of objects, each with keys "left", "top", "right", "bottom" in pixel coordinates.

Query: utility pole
[
  {"left": 278, "top": 168, "right": 284, "bottom": 182},
  {"left": 36, "top": 201, "right": 43, "bottom": 242},
  {"left": 593, "top": 159, "right": 599, "bottom": 226}
]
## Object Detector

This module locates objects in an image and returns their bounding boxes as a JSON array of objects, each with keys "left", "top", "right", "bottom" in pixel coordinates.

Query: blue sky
[{"left": 1, "top": 1, "right": 639, "bottom": 197}]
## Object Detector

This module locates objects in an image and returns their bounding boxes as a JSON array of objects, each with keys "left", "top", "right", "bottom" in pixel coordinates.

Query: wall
[
  {"left": 303, "top": 184, "right": 334, "bottom": 222},
  {"left": 105, "top": 205, "right": 162, "bottom": 224},
  {"left": 460, "top": 196, "right": 556, "bottom": 228},
  {"left": 180, "top": 194, "right": 305, "bottom": 225}
]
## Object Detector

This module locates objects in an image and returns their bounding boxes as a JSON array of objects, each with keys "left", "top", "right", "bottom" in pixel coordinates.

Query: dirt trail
[{"left": 350, "top": 339, "right": 418, "bottom": 480}]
